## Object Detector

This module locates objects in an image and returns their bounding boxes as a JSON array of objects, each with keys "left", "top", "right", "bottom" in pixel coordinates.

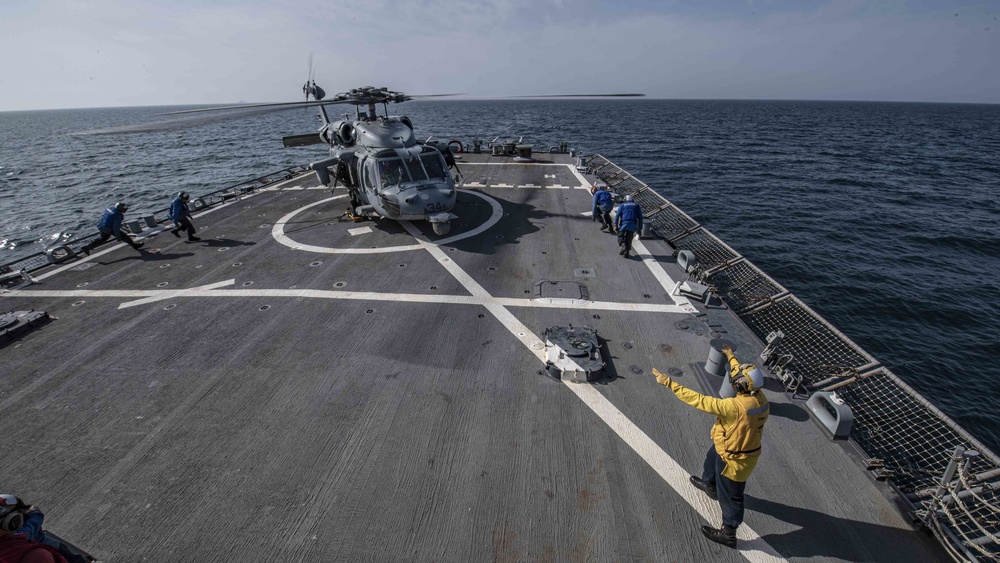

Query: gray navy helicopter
[
  {"left": 285, "top": 85, "right": 461, "bottom": 235},
  {"left": 170, "top": 83, "right": 463, "bottom": 235}
]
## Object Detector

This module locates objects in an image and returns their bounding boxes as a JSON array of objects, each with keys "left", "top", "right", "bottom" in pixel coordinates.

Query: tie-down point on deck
[{"left": 543, "top": 325, "right": 605, "bottom": 383}]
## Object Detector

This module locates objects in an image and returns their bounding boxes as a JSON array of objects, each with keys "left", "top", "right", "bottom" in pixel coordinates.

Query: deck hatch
[{"left": 533, "top": 280, "right": 589, "bottom": 301}]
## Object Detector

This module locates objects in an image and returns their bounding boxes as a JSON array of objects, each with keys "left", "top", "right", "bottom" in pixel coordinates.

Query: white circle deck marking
[{"left": 271, "top": 191, "right": 503, "bottom": 254}]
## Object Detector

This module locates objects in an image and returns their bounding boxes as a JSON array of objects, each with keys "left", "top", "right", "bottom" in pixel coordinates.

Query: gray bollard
[
  {"left": 125, "top": 220, "right": 143, "bottom": 234},
  {"left": 677, "top": 250, "right": 697, "bottom": 273},
  {"left": 806, "top": 392, "right": 854, "bottom": 440},
  {"left": 706, "top": 339, "right": 738, "bottom": 398}
]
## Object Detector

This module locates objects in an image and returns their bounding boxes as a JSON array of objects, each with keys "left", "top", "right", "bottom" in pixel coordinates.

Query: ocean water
[{"left": 1, "top": 99, "right": 998, "bottom": 453}]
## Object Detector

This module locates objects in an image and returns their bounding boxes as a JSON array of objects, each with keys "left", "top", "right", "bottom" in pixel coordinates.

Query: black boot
[
  {"left": 701, "top": 524, "right": 737, "bottom": 548},
  {"left": 689, "top": 476, "right": 718, "bottom": 500},
  {"left": 170, "top": 228, "right": 180, "bottom": 238}
]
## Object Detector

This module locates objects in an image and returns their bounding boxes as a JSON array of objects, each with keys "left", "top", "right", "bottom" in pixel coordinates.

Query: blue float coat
[
  {"left": 592, "top": 190, "right": 614, "bottom": 215},
  {"left": 96, "top": 208, "right": 125, "bottom": 237},
  {"left": 615, "top": 201, "right": 643, "bottom": 233},
  {"left": 169, "top": 197, "right": 190, "bottom": 223}
]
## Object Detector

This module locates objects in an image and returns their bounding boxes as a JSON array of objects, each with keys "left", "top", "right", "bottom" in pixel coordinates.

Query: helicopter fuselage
[{"left": 313, "top": 115, "right": 458, "bottom": 234}]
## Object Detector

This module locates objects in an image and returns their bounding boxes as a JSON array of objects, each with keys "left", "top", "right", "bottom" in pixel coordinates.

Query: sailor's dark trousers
[
  {"left": 701, "top": 444, "right": 747, "bottom": 528},
  {"left": 597, "top": 206, "right": 613, "bottom": 230},
  {"left": 619, "top": 229, "right": 636, "bottom": 254},
  {"left": 173, "top": 217, "right": 197, "bottom": 239},
  {"left": 82, "top": 230, "right": 142, "bottom": 252}
]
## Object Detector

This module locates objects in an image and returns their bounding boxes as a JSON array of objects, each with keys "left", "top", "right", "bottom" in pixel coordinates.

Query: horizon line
[{"left": 3, "top": 96, "right": 999, "bottom": 113}]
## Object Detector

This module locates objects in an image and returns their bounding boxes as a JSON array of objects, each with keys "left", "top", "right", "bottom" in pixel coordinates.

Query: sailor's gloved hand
[{"left": 652, "top": 368, "right": 672, "bottom": 387}]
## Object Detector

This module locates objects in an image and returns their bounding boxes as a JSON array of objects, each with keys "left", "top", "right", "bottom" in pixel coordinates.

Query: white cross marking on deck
[
  {"left": 19, "top": 169, "right": 786, "bottom": 560},
  {"left": 399, "top": 219, "right": 788, "bottom": 563},
  {"left": 6, "top": 286, "right": 686, "bottom": 314}
]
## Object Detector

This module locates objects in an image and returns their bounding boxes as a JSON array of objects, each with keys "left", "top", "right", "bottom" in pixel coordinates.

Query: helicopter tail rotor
[{"left": 303, "top": 53, "right": 326, "bottom": 102}]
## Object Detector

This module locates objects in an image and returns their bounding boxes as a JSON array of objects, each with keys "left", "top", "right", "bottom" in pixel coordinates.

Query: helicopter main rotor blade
[
  {"left": 282, "top": 133, "right": 325, "bottom": 148},
  {"left": 405, "top": 93, "right": 465, "bottom": 99},
  {"left": 76, "top": 105, "right": 309, "bottom": 136},
  {"left": 159, "top": 99, "right": 355, "bottom": 116}
]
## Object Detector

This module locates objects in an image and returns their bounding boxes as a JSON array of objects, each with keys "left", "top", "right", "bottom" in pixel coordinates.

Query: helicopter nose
[{"left": 403, "top": 187, "right": 455, "bottom": 207}]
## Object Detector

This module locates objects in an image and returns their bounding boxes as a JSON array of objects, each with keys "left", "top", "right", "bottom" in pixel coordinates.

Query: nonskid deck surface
[{"left": 3, "top": 152, "right": 944, "bottom": 561}]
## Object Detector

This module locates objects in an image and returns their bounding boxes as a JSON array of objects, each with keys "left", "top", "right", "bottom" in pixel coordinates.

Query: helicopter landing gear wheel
[
  {"left": 432, "top": 221, "right": 451, "bottom": 236},
  {"left": 447, "top": 140, "right": 464, "bottom": 154}
]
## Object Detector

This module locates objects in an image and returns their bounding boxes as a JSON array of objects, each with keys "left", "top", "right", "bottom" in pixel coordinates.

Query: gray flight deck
[{"left": 2, "top": 151, "right": 947, "bottom": 562}]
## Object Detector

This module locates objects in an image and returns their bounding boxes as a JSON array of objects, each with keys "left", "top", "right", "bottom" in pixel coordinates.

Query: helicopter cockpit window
[
  {"left": 403, "top": 156, "right": 427, "bottom": 183},
  {"left": 362, "top": 159, "right": 374, "bottom": 190},
  {"left": 420, "top": 153, "right": 447, "bottom": 180},
  {"left": 377, "top": 158, "right": 409, "bottom": 188}
]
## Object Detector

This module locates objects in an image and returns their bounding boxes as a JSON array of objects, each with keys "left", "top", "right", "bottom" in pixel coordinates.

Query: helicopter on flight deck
[
  {"left": 283, "top": 86, "right": 462, "bottom": 235},
  {"left": 169, "top": 84, "right": 462, "bottom": 235}
]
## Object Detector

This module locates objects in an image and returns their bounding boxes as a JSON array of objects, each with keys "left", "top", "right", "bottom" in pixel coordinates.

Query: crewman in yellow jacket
[{"left": 652, "top": 344, "right": 769, "bottom": 549}]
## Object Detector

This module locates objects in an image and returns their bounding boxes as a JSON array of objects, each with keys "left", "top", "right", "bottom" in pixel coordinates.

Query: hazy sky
[{"left": 1, "top": 0, "right": 997, "bottom": 110}]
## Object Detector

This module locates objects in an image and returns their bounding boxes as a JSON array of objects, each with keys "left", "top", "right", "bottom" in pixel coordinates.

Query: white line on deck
[
  {"left": 632, "top": 238, "right": 698, "bottom": 312},
  {"left": 271, "top": 195, "right": 424, "bottom": 254},
  {"left": 5, "top": 286, "right": 686, "bottom": 314},
  {"left": 458, "top": 162, "right": 571, "bottom": 166},
  {"left": 563, "top": 383, "right": 786, "bottom": 562},
  {"left": 400, "top": 217, "right": 787, "bottom": 563},
  {"left": 568, "top": 163, "right": 595, "bottom": 189},
  {"left": 270, "top": 190, "right": 504, "bottom": 253}
]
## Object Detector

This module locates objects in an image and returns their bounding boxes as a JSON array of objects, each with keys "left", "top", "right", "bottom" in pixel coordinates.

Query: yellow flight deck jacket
[{"left": 663, "top": 379, "right": 769, "bottom": 482}]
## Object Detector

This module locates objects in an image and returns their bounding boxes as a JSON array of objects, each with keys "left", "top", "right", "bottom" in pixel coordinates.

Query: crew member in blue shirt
[
  {"left": 590, "top": 185, "right": 615, "bottom": 232},
  {"left": 80, "top": 202, "right": 144, "bottom": 256},
  {"left": 614, "top": 195, "right": 643, "bottom": 258},
  {"left": 168, "top": 192, "right": 201, "bottom": 241}
]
